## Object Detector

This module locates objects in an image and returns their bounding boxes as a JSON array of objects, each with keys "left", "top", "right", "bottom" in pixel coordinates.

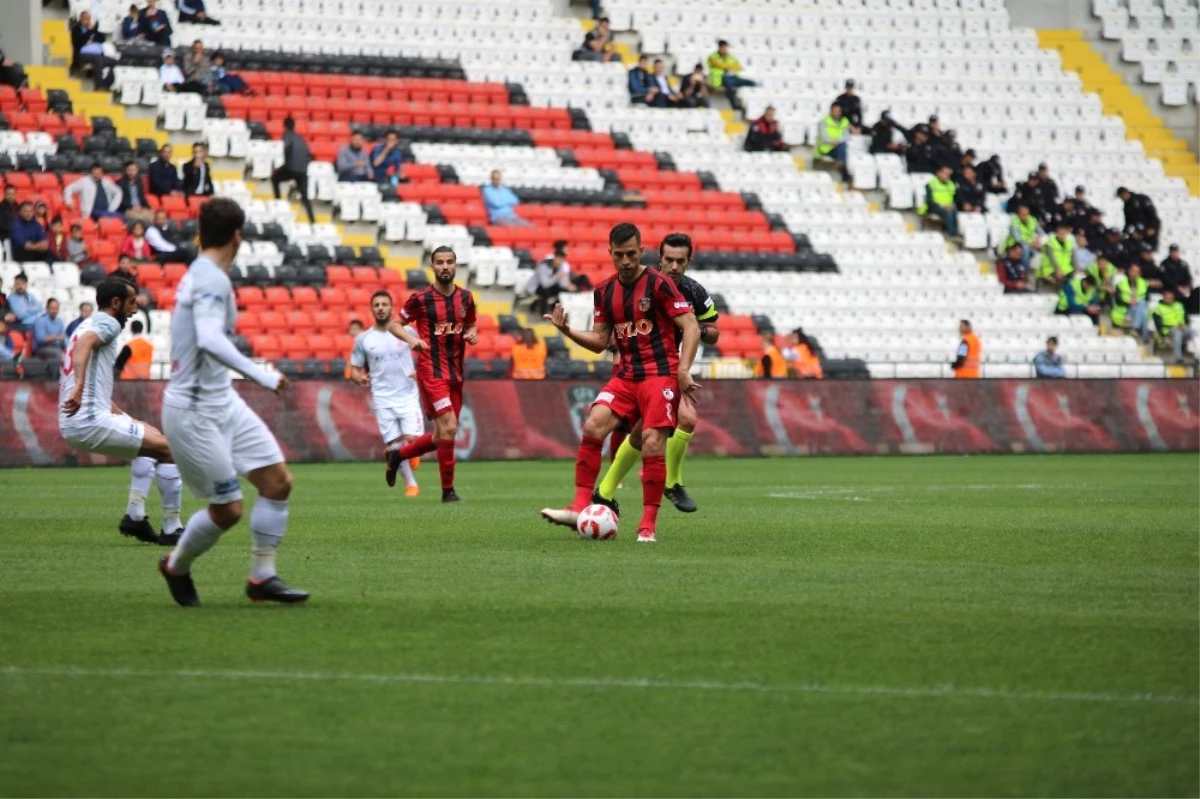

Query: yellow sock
[
  {"left": 666, "top": 429, "right": 692, "bottom": 488},
  {"left": 598, "top": 437, "right": 640, "bottom": 500}
]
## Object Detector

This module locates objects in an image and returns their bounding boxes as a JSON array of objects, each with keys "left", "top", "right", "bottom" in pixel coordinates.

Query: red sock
[
  {"left": 573, "top": 436, "right": 604, "bottom": 509},
  {"left": 609, "top": 431, "right": 626, "bottom": 464},
  {"left": 436, "top": 438, "right": 456, "bottom": 490},
  {"left": 640, "top": 454, "right": 665, "bottom": 531},
  {"left": 397, "top": 433, "right": 436, "bottom": 460}
]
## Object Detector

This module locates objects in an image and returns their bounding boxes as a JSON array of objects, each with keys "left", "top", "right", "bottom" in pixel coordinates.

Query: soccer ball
[{"left": 576, "top": 504, "right": 618, "bottom": 540}]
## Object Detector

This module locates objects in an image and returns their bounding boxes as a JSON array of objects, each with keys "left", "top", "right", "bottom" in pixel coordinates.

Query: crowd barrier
[{"left": 1, "top": 378, "right": 1196, "bottom": 467}]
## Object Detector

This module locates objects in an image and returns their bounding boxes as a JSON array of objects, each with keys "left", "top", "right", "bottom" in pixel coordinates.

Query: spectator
[
  {"left": 131, "top": 287, "right": 155, "bottom": 332},
  {"left": 1112, "top": 263, "right": 1151, "bottom": 342},
  {"left": 1033, "top": 337, "right": 1066, "bottom": 378},
  {"left": 0, "top": 277, "right": 7, "bottom": 319},
  {"left": 951, "top": 319, "right": 981, "bottom": 379},
  {"left": 958, "top": 148, "right": 977, "bottom": 178},
  {"left": 177, "top": 0, "right": 220, "bottom": 25},
  {"left": 627, "top": 55, "right": 653, "bottom": 104},
  {"left": 579, "top": 17, "right": 615, "bottom": 63},
  {"left": 1041, "top": 221, "right": 1075, "bottom": 287},
  {"left": 114, "top": 254, "right": 138, "bottom": 283},
  {"left": 146, "top": 208, "right": 182, "bottom": 261},
  {"left": 930, "top": 128, "right": 962, "bottom": 173},
  {"left": 681, "top": 63, "right": 709, "bottom": 108},
  {"left": 0, "top": 319, "right": 17, "bottom": 363},
  {"left": 1116, "top": 187, "right": 1160, "bottom": 250},
  {"left": 48, "top": 217, "right": 70, "bottom": 261},
  {"left": 1007, "top": 172, "right": 1045, "bottom": 221},
  {"left": 370, "top": 130, "right": 404, "bottom": 189},
  {"left": 815, "top": 102, "right": 850, "bottom": 180},
  {"left": 996, "top": 242, "right": 1032, "bottom": 294},
  {"left": 0, "top": 47, "right": 29, "bottom": 90},
  {"left": 1086, "top": 252, "right": 1117, "bottom": 306},
  {"left": 707, "top": 40, "right": 756, "bottom": 107},
  {"left": 867, "top": 111, "right": 906, "bottom": 156},
  {"left": 511, "top": 329, "right": 547, "bottom": 380},
  {"left": 66, "top": 301, "right": 93, "bottom": 339},
  {"left": 0, "top": 185, "right": 17, "bottom": 252},
  {"left": 121, "top": 221, "right": 155, "bottom": 262},
  {"left": 1032, "top": 162, "right": 1059, "bottom": 212},
  {"left": 1100, "top": 226, "right": 1129, "bottom": 268},
  {"left": 70, "top": 10, "right": 117, "bottom": 90},
  {"left": 120, "top": 4, "right": 144, "bottom": 41},
  {"left": 1005, "top": 204, "right": 1044, "bottom": 271},
  {"left": 1071, "top": 231, "right": 1097, "bottom": 275},
  {"left": 183, "top": 40, "right": 214, "bottom": 94},
  {"left": 648, "top": 59, "right": 685, "bottom": 108},
  {"left": 160, "top": 50, "right": 205, "bottom": 94},
  {"left": 114, "top": 319, "right": 154, "bottom": 378},
  {"left": 182, "top": 143, "right": 214, "bottom": 196},
  {"left": 976, "top": 154, "right": 1007, "bottom": 194},
  {"left": 1082, "top": 207, "right": 1107, "bottom": 248},
  {"left": 139, "top": 0, "right": 173, "bottom": 46},
  {"left": 10, "top": 203, "right": 52, "bottom": 264},
  {"left": 923, "top": 165, "right": 959, "bottom": 239},
  {"left": 531, "top": 241, "right": 571, "bottom": 315},
  {"left": 1055, "top": 275, "right": 1101, "bottom": 324},
  {"left": 833, "top": 79, "right": 862, "bottom": 130},
  {"left": 904, "top": 126, "right": 936, "bottom": 174},
  {"left": 6, "top": 273, "right": 40, "bottom": 332},
  {"left": 33, "top": 201, "right": 51, "bottom": 231},
  {"left": 1071, "top": 185, "right": 1096, "bottom": 219},
  {"left": 482, "top": 170, "right": 530, "bottom": 227},
  {"left": 955, "top": 165, "right": 984, "bottom": 213},
  {"left": 755, "top": 333, "right": 788, "bottom": 378},
  {"left": 209, "top": 51, "right": 249, "bottom": 95},
  {"left": 66, "top": 223, "right": 90, "bottom": 263},
  {"left": 784, "top": 328, "right": 823, "bottom": 379},
  {"left": 272, "top": 118, "right": 315, "bottom": 224},
  {"left": 744, "top": 106, "right": 787, "bottom": 152},
  {"left": 1160, "top": 244, "right": 1195, "bottom": 314},
  {"left": 148, "top": 144, "right": 183, "bottom": 196},
  {"left": 1137, "top": 242, "right": 1166, "bottom": 291},
  {"left": 336, "top": 132, "right": 374, "bottom": 182},
  {"left": 64, "top": 163, "right": 124, "bottom": 221},
  {"left": 32, "top": 298, "right": 66, "bottom": 359},
  {"left": 116, "top": 160, "right": 154, "bottom": 222},
  {"left": 348, "top": 319, "right": 364, "bottom": 338},
  {"left": 1152, "top": 289, "right": 1194, "bottom": 363}
]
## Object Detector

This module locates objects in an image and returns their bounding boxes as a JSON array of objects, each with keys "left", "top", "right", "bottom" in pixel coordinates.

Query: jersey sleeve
[
  {"left": 93, "top": 315, "right": 121, "bottom": 346},
  {"left": 349, "top": 333, "right": 367, "bottom": 368},
  {"left": 399, "top": 291, "right": 420, "bottom": 323},
  {"left": 463, "top": 290, "right": 477, "bottom": 328},
  {"left": 193, "top": 269, "right": 232, "bottom": 324},
  {"left": 656, "top": 274, "right": 693, "bottom": 318},
  {"left": 688, "top": 279, "right": 719, "bottom": 323}
]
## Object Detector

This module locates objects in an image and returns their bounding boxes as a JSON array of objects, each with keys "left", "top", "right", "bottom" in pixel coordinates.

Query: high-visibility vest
[
  {"left": 121, "top": 336, "right": 152, "bottom": 380},
  {"left": 1043, "top": 235, "right": 1074, "bottom": 278},
  {"left": 1087, "top": 261, "right": 1116, "bottom": 296},
  {"left": 816, "top": 115, "right": 849, "bottom": 156},
  {"left": 754, "top": 345, "right": 789, "bottom": 378},
  {"left": 1152, "top": 300, "right": 1186, "bottom": 331},
  {"left": 954, "top": 332, "right": 981, "bottom": 378},
  {"left": 926, "top": 176, "right": 955, "bottom": 211},
  {"left": 706, "top": 51, "right": 740, "bottom": 88},
  {"left": 1005, "top": 215, "right": 1039, "bottom": 249},
  {"left": 792, "top": 343, "right": 823, "bottom": 379},
  {"left": 511, "top": 341, "right": 546, "bottom": 380},
  {"left": 1110, "top": 274, "right": 1147, "bottom": 326},
  {"left": 1056, "top": 276, "right": 1097, "bottom": 312}
]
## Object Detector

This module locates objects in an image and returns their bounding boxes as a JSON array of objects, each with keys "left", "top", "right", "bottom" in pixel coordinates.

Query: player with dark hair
[
  {"left": 541, "top": 223, "right": 701, "bottom": 543},
  {"left": 385, "top": 246, "right": 477, "bottom": 502},
  {"left": 594, "top": 232, "right": 719, "bottom": 512}
]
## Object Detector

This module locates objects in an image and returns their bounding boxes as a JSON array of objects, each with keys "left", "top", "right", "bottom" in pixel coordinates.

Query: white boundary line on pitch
[{"left": 1, "top": 666, "right": 1195, "bottom": 707}]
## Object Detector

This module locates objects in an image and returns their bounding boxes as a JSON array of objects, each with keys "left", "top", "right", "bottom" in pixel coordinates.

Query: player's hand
[
  {"left": 62, "top": 389, "right": 82, "bottom": 418},
  {"left": 410, "top": 337, "right": 429, "bottom": 352},
  {"left": 678, "top": 369, "right": 700, "bottom": 397},
  {"left": 464, "top": 329, "right": 478, "bottom": 345},
  {"left": 544, "top": 303, "right": 568, "bottom": 331},
  {"left": 273, "top": 373, "right": 290, "bottom": 395}
]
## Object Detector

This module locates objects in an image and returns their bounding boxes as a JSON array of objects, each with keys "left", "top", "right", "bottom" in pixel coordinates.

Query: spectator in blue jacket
[
  {"left": 148, "top": 144, "right": 183, "bottom": 196},
  {"left": 66, "top": 302, "right": 93, "bottom": 339},
  {"left": 628, "top": 56, "right": 654, "bottom": 104},
  {"left": 10, "top": 202, "right": 52, "bottom": 264},
  {"left": 177, "top": 0, "right": 220, "bottom": 24},
  {"left": 1033, "top": 337, "right": 1066, "bottom": 378},
  {"left": 139, "top": 0, "right": 173, "bottom": 46},
  {"left": 482, "top": 170, "right": 530, "bottom": 226},
  {"left": 120, "top": 4, "right": 143, "bottom": 40},
  {"left": 370, "top": 131, "right": 404, "bottom": 188},
  {"left": 31, "top": 298, "right": 66, "bottom": 359},
  {"left": 6, "top": 273, "right": 41, "bottom": 332}
]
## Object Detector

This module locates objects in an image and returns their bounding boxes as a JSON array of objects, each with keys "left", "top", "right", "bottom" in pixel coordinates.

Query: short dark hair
[
  {"left": 14, "top": 272, "right": 27, "bottom": 281},
  {"left": 609, "top": 222, "right": 641, "bottom": 247},
  {"left": 1047, "top": 336, "right": 1057, "bottom": 345},
  {"left": 79, "top": 301, "right": 93, "bottom": 310},
  {"left": 89, "top": 161, "right": 103, "bottom": 171},
  {"left": 370, "top": 289, "right": 392, "bottom": 302},
  {"left": 660, "top": 232, "right": 693, "bottom": 259},
  {"left": 130, "top": 320, "right": 144, "bottom": 334},
  {"left": 553, "top": 240, "right": 568, "bottom": 257},
  {"left": 96, "top": 277, "right": 134, "bottom": 309},
  {"left": 283, "top": 117, "right": 295, "bottom": 131},
  {"left": 198, "top": 197, "right": 245, "bottom": 248},
  {"left": 1081, "top": 275, "right": 1095, "bottom": 286},
  {"left": 124, "top": 160, "right": 137, "bottom": 169},
  {"left": 385, "top": 129, "right": 399, "bottom": 138},
  {"left": 653, "top": 58, "right": 664, "bottom": 65},
  {"left": 430, "top": 245, "right": 456, "bottom": 262},
  {"left": 70, "top": 223, "right": 82, "bottom": 232},
  {"left": 960, "top": 319, "right": 971, "bottom": 328},
  {"left": 348, "top": 318, "right": 363, "bottom": 328},
  {"left": 46, "top": 297, "right": 59, "bottom": 309},
  {"left": 717, "top": 39, "right": 729, "bottom": 47},
  {"left": 17, "top": 201, "right": 32, "bottom": 211}
]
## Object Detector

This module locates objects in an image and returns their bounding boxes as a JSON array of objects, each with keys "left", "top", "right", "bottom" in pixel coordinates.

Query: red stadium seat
[
  {"left": 285, "top": 310, "right": 313, "bottom": 330},
  {"left": 326, "top": 265, "right": 352, "bottom": 286},
  {"left": 251, "top": 334, "right": 281, "bottom": 359},
  {"left": 291, "top": 285, "right": 320, "bottom": 312},
  {"left": 280, "top": 334, "right": 311, "bottom": 359},
  {"left": 309, "top": 334, "right": 337, "bottom": 360},
  {"left": 260, "top": 311, "right": 288, "bottom": 331},
  {"left": 236, "top": 312, "right": 264, "bottom": 336},
  {"left": 311, "top": 310, "right": 341, "bottom": 332},
  {"left": 263, "top": 286, "right": 291, "bottom": 306}
]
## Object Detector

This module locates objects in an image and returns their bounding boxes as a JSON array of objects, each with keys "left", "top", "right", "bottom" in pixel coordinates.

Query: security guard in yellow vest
[
  {"left": 816, "top": 103, "right": 850, "bottom": 181},
  {"left": 1004, "top": 204, "right": 1043, "bottom": 270},
  {"left": 1055, "top": 274, "right": 1099, "bottom": 324},
  {"left": 1110, "top": 263, "right": 1149, "bottom": 335},
  {"left": 1087, "top": 254, "right": 1117, "bottom": 304},
  {"left": 923, "top": 165, "right": 959, "bottom": 237},
  {"left": 1040, "top": 222, "right": 1075, "bottom": 284},
  {"left": 1151, "top": 288, "right": 1194, "bottom": 362}
]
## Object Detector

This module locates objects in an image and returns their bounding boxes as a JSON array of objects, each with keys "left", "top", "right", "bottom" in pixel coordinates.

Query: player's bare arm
[
  {"left": 387, "top": 318, "right": 427, "bottom": 351},
  {"left": 545, "top": 303, "right": 611, "bottom": 353},
  {"left": 350, "top": 364, "right": 370, "bottom": 387},
  {"left": 674, "top": 312, "right": 702, "bottom": 395},
  {"left": 463, "top": 324, "right": 479, "bottom": 346},
  {"left": 699, "top": 322, "right": 720, "bottom": 346},
  {"left": 62, "top": 331, "right": 101, "bottom": 417}
]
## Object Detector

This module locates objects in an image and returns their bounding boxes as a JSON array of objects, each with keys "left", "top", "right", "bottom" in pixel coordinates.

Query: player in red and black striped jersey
[
  {"left": 385, "top": 246, "right": 477, "bottom": 502},
  {"left": 540, "top": 223, "right": 702, "bottom": 543}
]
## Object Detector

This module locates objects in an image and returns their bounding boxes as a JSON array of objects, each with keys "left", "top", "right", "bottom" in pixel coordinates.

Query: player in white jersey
[
  {"left": 350, "top": 290, "right": 424, "bottom": 495},
  {"left": 157, "top": 198, "right": 307, "bottom": 607},
  {"left": 59, "top": 277, "right": 184, "bottom": 545}
]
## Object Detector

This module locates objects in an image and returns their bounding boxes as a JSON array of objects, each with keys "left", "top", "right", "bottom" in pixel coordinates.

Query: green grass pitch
[{"left": 0, "top": 453, "right": 1196, "bottom": 797}]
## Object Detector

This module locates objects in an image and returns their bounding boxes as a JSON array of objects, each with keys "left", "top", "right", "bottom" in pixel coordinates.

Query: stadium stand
[{"left": 1093, "top": 0, "right": 1199, "bottom": 107}]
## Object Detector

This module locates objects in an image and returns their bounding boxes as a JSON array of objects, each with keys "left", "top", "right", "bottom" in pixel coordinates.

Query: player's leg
[
  {"left": 122, "top": 455, "right": 158, "bottom": 540},
  {"left": 398, "top": 407, "right": 423, "bottom": 496},
  {"left": 433, "top": 407, "right": 459, "bottom": 501},
  {"left": 596, "top": 419, "right": 642, "bottom": 504},
  {"left": 385, "top": 380, "right": 442, "bottom": 475},
  {"left": 138, "top": 424, "right": 184, "bottom": 540},
  {"left": 541, "top": 383, "right": 627, "bottom": 527},
  {"left": 379, "top": 410, "right": 404, "bottom": 488},
  {"left": 632, "top": 378, "right": 682, "bottom": 542},
  {"left": 664, "top": 395, "right": 698, "bottom": 513}
]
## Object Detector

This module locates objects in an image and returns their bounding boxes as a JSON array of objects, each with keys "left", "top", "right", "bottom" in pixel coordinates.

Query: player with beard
[
  {"left": 385, "top": 246, "right": 477, "bottom": 502},
  {"left": 540, "top": 223, "right": 701, "bottom": 543},
  {"left": 593, "top": 232, "right": 719, "bottom": 513}
]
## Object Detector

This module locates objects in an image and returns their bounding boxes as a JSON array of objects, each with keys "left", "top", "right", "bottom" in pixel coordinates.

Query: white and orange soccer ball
[{"left": 576, "top": 504, "right": 618, "bottom": 540}]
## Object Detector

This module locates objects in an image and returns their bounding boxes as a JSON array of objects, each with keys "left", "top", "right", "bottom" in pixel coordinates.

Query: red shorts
[
  {"left": 418, "top": 376, "right": 463, "bottom": 419},
  {"left": 593, "top": 376, "right": 680, "bottom": 431}
]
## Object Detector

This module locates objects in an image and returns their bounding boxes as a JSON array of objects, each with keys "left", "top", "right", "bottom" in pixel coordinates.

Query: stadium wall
[{"left": 2, "top": 379, "right": 1196, "bottom": 467}]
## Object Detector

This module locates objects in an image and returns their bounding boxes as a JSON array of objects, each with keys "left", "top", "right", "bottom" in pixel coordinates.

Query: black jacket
[
  {"left": 976, "top": 159, "right": 1005, "bottom": 192},
  {"left": 833, "top": 92, "right": 862, "bottom": 128},
  {"left": 905, "top": 142, "right": 936, "bottom": 174},
  {"left": 148, "top": 158, "right": 182, "bottom": 195},
  {"left": 1123, "top": 193, "right": 1160, "bottom": 231},
  {"left": 744, "top": 117, "right": 785, "bottom": 152},
  {"left": 182, "top": 159, "right": 214, "bottom": 196},
  {"left": 70, "top": 22, "right": 105, "bottom": 69},
  {"left": 1160, "top": 257, "right": 1193, "bottom": 293},
  {"left": 0, "top": 199, "right": 16, "bottom": 238},
  {"left": 116, "top": 175, "right": 149, "bottom": 211},
  {"left": 1006, "top": 183, "right": 1044, "bottom": 219},
  {"left": 955, "top": 179, "right": 985, "bottom": 211},
  {"left": 1033, "top": 178, "right": 1060, "bottom": 213}
]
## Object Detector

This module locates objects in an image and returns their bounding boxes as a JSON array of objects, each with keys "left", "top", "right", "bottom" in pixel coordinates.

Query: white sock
[
  {"left": 400, "top": 459, "right": 417, "bottom": 488},
  {"left": 249, "top": 497, "right": 288, "bottom": 582},
  {"left": 167, "top": 509, "right": 224, "bottom": 575},
  {"left": 127, "top": 457, "right": 155, "bottom": 521},
  {"left": 156, "top": 463, "right": 183, "bottom": 532}
]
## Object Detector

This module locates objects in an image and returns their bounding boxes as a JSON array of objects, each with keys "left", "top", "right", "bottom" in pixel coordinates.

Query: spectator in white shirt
[
  {"left": 649, "top": 59, "right": 685, "bottom": 108},
  {"left": 160, "top": 50, "right": 205, "bottom": 94}
]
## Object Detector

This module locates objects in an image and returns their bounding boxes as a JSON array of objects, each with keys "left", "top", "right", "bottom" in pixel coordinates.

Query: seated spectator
[
  {"left": 1005, "top": 204, "right": 1043, "bottom": 270},
  {"left": 1117, "top": 187, "right": 1161, "bottom": 250},
  {"left": 1033, "top": 162, "right": 1059, "bottom": 212},
  {"left": 336, "top": 132, "right": 374, "bottom": 183},
  {"left": 579, "top": 18, "right": 615, "bottom": 63},
  {"left": 744, "top": 106, "right": 787, "bottom": 152},
  {"left": 121, "top": 4, "right": 144, "bottom": 41},
  {"left": 143, "top": 211, "right": 179, "bottom": 260},
  {"left": 32, "top": 298, "right": 66, "bottom": 359},
  {"left": 958, "top": 148, "right": 977, "bottom": 178},
  {"left": 183, "top": 40, "right": 214, "bottom": 94},
  {"left": 115, "top": 320, "right": 154, "bottom": 378},
  {"left": 930, "top": 128, "right": 962, "bottom": 173},
  {"left": 161, "top": 50, "right": 205, "bottom": 94},
  {"left": 0, "top": 277, "right": 7, "bottom": 319},
  {"left": 140, "top": 0, "right": 173, "bottom": 46},
  {"left": 707, "top": 40, "right": 756, "bottom": 108},
  {"left": 648, "top": 59, "right": 685, "bottom": 108},
  {"left": 816, "top": 102, "right": 850, "bottom": 180},
  {"left": 65, "top": 163, "right": 124, "bottom": 221},
  {"left": 114, "top": 254, "right": 138, "bottom": 283},
  {"left": 996, "top": 242, "right": 1032, "bottom": 293},
  {"left": 1006, "top": 172, "right": 1045, "bottom": 222},
  {"left": 182, "top": 143, "right": 215, "bottom": 196},
  {"left": 371, "top": 130, "right": 404, "bottom": 188},
  {"left": 833, "top": 79, "right": 862, "bottom": 131},
  {"left": 1152, "top": 289, "right": 1194, "bottom": 363},
  {"left": 66, "top": 302, "right": 92, "bottom": 339},
  {"left": 48, "top": 217, "right": 70, "bottom": 261},
  {"left": 6, "top": 273, "right": 40, "bottom": 332},
  {"left": 681, "top": 63, "right": 709, "bottom": 108},
  {"left": 1086, "top": 252, "right": 1117, "bottom": 306},
  {"left": 33, "top": 201, "right": 51, "bottom": 231},
  {"left": 209, "top": 52, "right": 249, "bottom": 95},
  {"left": 1160, "top": 244, "right": 1195, "bottom": 314},
  {"left": 1055, "top": 274, "right": 1101, "bottom": 324},
  {"left": 1033, "top": 336, "right": 1066, "bottom": 378},
  {"left": 148, "top": 144, "right": 183, "bottom": 196},
  {"left": 121, "top": 221, "right": 155, "bottom": 263},
  {"left": 784, "top": 328, "right": 823, "bottom": 379},
  {"left": 1072, "top": 231, "right": 1097, "bottom": 276},
  {"left": 71, "top": 10, "right": 117, "bottom": 90},
  {"left": 755, "top": 333, "right": 788, "bottom": 378},
  {"left": 10, "top": 203, "right": 52, "bottom": 264},
  {"left": 868, "top": 111, "right": 907, "bottom": 156},
  {"left": 904, "top": 126, "right": 936, "bottom": 174},
  {"left": 627, "top": 55, "right": 653, "bottom": 104},
  {"left": 1137, "top": 241, "right": 1166, "bottom": 291},
  {"left": 482, "top": 170, "right": 530, "bottom": 227},
  {"left": 531, "top": 241, "right": 572, "bottom": 315},
  {"left": 0, "top": 319, "right": 17, "bottom": 363},
  {"left": 0, "top": 47, "right": 29, "bottom": 90},
  {"left": 955, "top": 165, "right": 984, "bottom": 213},
  {"left": 177, "top": 0, "right": 220, "bottom": 25},
  {"left": 511, "top": 329, "right": 547, "bottom": 380},
  {"left": 923, "top": 165, "right": 959, "bottom": 239},
  {"left": 1111, "top": 263, "right": 1151, "bottom": 341},
  {"left": 66, "top": 223, "right": 90, "bottom": 263},
  {"left": 1040, "top": 222, "right": 1075, "bottom": 287},
  {"left": 976, "top": 154, "right": 1007, "bottom": 194},
  {"left": 117, "top": 160, "right": 155, "bottom": 222},
  {"left": 0, "top": 185, "right": 17, "bottom": 248},
  {"left": 272, "top": 118, "right": 315, "bottom": 224},
  {"left": 1071, "top": 185, "right": 1096, "bottom": 219}
]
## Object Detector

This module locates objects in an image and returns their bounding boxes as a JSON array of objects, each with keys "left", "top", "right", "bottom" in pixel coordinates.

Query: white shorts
[
  {"left": 375, "top": 405, "right": 424, "bottom": 444},
  {"left": 60, "top": 413, "right": 145, "bottom": 458},
  {"left": 162, "top": 394, "right": 284, "bottom": 505}
]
